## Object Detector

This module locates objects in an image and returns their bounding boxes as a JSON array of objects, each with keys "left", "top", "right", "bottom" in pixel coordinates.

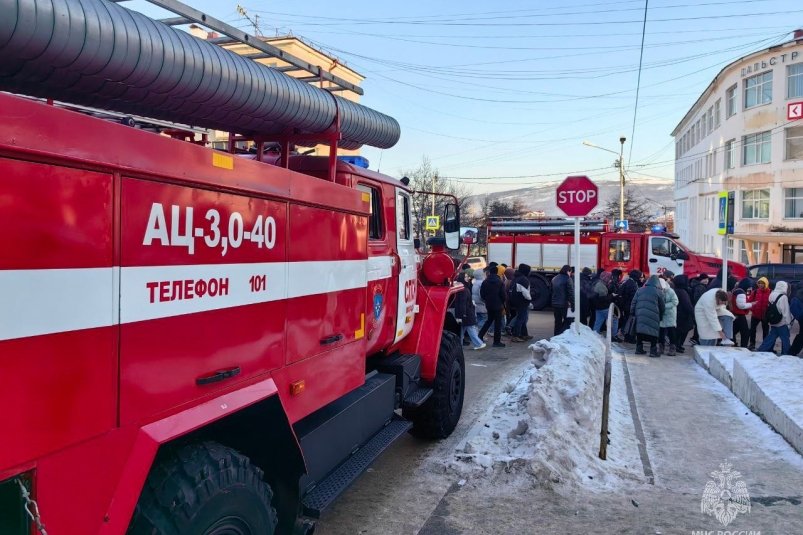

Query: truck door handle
[
  {"left": 320, "top": 334, "right": 344, "bottom": 345},
  {"left": 196, "top": 366, "right": 241, "bottom": 386},
  {"left": 649, "top": 258, "right": 658, "bottom": 263}
]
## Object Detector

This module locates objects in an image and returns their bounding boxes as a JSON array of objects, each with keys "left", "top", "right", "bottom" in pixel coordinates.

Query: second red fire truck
[{"left": 487, "top": 218, "right": 748, "bottom": 310}]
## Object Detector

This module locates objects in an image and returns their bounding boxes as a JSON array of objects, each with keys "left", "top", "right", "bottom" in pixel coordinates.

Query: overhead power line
[{"left": 629, "top": 0, "right": 650, "bottom": 163}]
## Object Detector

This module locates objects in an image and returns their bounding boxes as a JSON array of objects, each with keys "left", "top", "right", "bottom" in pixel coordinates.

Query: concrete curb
[
  {"left": 694, "top": 345, "right": 803, "bottom": 456},
  {"left": 692, "top": 345, "right": 710, "bottom": 370},
  {"left": 707, "top": 347, "right": 751, "bottom": 390},
  {"left": 732, "top": 356, "right": 803, "bottom": 455}
]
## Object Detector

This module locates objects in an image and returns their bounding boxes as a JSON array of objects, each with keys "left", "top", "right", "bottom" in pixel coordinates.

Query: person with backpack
[
  {"left": 509, "top": 264, "right": 534, "bottom": 342},
  {"left": 757, "top": 280, "right": 793, "bottom": 355},
  {"left": 592, "top": 271, "right": 613, "bottom": 335},
  {"left": 748, "top": 277, "right": 771, "bottom": 350},
  {"left": 788, "top": 286, "right": 803, "bottom": 356}
]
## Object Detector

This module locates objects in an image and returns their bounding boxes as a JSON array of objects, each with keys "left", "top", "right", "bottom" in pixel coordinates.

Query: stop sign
[{"left": 556, "top": 175, "right": 598, "bottom": 217}]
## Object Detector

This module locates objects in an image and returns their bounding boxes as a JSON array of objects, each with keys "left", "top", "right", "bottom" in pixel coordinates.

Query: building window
[
  {"left": 741, "top": 189, "right": 770, "bottom": 219},
  {"left": 725, "top": 139, "right": 736, "bottom": 169},
  {"left": 714, "top": 99, "right": 721, "bottom": 128},
  {"left": 788, "top": 63, "right": 803, "bottom": 98},
  {"left": 785, "top": 188, "right": 803, "bottom": 219},
  {"left": 726, "top": 84, "right": 737, "bottom": 117},
  {"left": 744, "top": 71, "right": 772, "bottom": 109},
  {"left": 742, "top": 131, "right": 771, "bottom": 165},
  {"left": 728, "top": 238, "right": 735, "bottom": 261},
  {"left": 786, "top": 125, "right": 803, "bottom": 160},
  {"left": 707, "top": 107, "right": 714, "bottom": 134}
]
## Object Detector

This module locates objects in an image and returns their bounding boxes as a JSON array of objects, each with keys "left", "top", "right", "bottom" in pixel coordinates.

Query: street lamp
[{"left": 582, "top": 137, "right": 627, "bottom": 222}]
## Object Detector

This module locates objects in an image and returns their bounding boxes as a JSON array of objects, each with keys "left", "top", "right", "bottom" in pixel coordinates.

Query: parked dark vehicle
[{"left": 748, "top": 264, "right": 803, "bottom": 293}]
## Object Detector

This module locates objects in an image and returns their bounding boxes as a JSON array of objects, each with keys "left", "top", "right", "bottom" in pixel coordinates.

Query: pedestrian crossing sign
[{"left": 425, "top": 215, "right": 440, "bottom": 230}]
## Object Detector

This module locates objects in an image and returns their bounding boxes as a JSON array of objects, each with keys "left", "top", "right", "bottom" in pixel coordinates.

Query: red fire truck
[
  {"left": 0, "top": 1, "right": 467, "bottom": 534},
  {"left": 488, "top": 218, "right": 747, "bottom": 310}
]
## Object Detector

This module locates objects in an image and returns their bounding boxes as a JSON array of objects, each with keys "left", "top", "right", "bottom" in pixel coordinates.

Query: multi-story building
[
  {"left": 673, "top": 31, "right": 803, "bottom": 266},
  {"left": 189, "top": 26, "right": 365, "bottom": 159}
]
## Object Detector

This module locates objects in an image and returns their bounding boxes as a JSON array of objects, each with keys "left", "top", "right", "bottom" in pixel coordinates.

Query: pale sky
[{"left": 128, "top": 0, "right": 801, "bottom": 194}]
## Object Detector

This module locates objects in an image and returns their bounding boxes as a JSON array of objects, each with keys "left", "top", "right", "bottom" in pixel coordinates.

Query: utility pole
[
  {"left": 236, "top": 5, "right": 263, "bottom": 36},
  {"left": 619, "top": 136, "right": 626, "bottom": 222}
]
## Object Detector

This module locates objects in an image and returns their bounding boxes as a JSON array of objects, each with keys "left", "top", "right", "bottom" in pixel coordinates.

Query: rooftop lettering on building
[{"left": 741, "top": 50, "right": 799, "bottom": 77}]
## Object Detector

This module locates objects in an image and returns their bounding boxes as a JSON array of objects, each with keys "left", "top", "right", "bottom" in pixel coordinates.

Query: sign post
[
  {"left": 717, "top": 191, "right": 735, "bottom": 290},
  {"left": 556, "top": 176, "right": 599, "bottom": 334}
]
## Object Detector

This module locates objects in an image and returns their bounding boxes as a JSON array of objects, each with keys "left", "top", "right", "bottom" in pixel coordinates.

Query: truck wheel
[
  {"left": 529, "top": 275, "right": 550, "bottom": 311},
  {"left": 406, "top": 330, "right": 465, "bottom": 439},
  {"left": 129, "top": 441, "right": 278, "bottom": 535}
]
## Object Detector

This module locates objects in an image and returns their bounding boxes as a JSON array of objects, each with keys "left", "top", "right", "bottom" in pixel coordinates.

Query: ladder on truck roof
[
  {"left": 111, "top": 0, "right": 362, "bottom": 95},
  {"left": 489, "top": 217, "right": 608, "bottom": 234}
]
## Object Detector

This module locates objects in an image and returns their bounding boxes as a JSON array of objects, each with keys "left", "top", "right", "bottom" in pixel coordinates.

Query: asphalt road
[
  {"left": 314, "top": 312, "right": 553, "bottom": 535},
  {"left": 314, "top": 312, "right": 803, "bottom": 535}
]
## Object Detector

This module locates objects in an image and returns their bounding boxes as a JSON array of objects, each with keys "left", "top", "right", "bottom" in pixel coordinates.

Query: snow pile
[{"left": 450, "top": 324, "right": 643, "bottom": 490}]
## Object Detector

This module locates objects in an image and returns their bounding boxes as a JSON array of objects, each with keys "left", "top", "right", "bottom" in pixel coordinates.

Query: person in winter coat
[
  {"left": 579, "top": 267, "right": 594, "bottom": 326},
  {"left": 502, "top": 267, "right": 516, "bottom": 336},
  {"left": 592, "top": 271, "right": 615, "bottom": 335},
  {"left": 748, "top": 277, "right": 771, "bottom": 350},
  {"left": 672, "top": 275, "right": 694, "bottom": 352},
  {"left": 619, "top": 270, "right": 640, "bottom": 343},
  {"left": 631, "top": 275, "right": 665, "bottom": 357},
  {"left": 730, "top": 278, "right": 754, "bottom": 348},
  {"left": 509, "top": 264, "right": 534, "bottom": 342},
  {"left": 609, "top": 269, "right": 624, "bottom": 340},
  {"left": 454, "top": 272, "right": 486, "bottom": 350},
  {"left": 689, "top": 273, "right": 710, "bottom": 344},
  {"left": 695, "top": 289, "right": 732, "bottom": 346},
  {"left": 788, "top": 286, "right": 803, "bottom": 356},
  {"left": 757, "top": 280, "right": 793, "bottom": 355},
  {"left": 658, "top": 277, "right": 679, "bottom": 355},
  {"left": 472, "top": 268, "right": 487, "bottom": 329},
  {"left": 550, "top": 264, "right": 574, "bottom": 336},
  {"left": 478, "top": 266, "right": 507, "bottom": 347}
]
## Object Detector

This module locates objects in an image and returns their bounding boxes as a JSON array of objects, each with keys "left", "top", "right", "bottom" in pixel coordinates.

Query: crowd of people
[
  {"left": 452, "top": 260, "right": 803, "bottom": 359},
  {"left": 575, "top": 266, "right": 803, "bottom": 358},
  {"left": 452, "top": 261, "right": 537, "bottom": 349}
]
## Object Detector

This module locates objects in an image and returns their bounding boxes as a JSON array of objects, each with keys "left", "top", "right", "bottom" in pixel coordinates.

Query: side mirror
[
  {"left": 670, "top": 253, "right": 677, "bottom": 261},
  {"left": 443, "top": 203, "right": 461, "bottom": 250},
  {"left": 414, "top": 238, "right": 421, "bottom": 249}
]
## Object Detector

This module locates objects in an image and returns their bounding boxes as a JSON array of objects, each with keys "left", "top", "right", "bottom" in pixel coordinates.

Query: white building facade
[{"left": 673, "top": 33, "right": 803, "bottom": 266}]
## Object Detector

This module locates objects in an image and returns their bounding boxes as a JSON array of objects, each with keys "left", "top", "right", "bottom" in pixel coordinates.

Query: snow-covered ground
[{"left": 447, "top": 325, "right": 644, "bottom": 491}]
